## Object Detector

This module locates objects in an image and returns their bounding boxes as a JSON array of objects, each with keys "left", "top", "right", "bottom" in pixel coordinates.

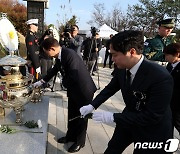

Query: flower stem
[{"left": 17, "top": 130, "right": 43, "bottom": 133}]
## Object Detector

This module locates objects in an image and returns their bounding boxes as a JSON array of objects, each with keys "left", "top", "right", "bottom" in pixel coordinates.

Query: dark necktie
[
  {"left": 167, "top": 64, "right": 173, "bottom": 73},
  {"left": 126, "top": 70, "right": 131, "bottom": 89}
]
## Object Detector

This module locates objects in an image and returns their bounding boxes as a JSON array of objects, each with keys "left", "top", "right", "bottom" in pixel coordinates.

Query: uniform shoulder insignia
[{"left": 144, "top": 38, "right": 153, "bottom": 46}]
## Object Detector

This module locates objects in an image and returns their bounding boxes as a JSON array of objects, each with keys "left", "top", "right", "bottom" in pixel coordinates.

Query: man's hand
[
  {"left": 33, "top": 79, "right": 45, "bottom": 88},
  {"left": 80, "top": 104, "right": 94, "bottom": 117},
  {"left": 92, "top": 111, "right": 114, "bottom": 124}
]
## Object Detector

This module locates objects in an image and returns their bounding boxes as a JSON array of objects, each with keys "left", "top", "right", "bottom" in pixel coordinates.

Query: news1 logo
[
  {"left": 134, "top": 139, "right": 179, "bottom": 152},
  {"left": 164, "top": 139, "right": 179, "bottom": 152}
]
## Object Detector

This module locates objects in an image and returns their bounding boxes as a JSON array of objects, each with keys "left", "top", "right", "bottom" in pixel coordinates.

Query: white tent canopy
[
  {"left": 98, "top": 24, "right": 118, "bottom": 38},
  {"left": 85, "top": 24, "right": 118, "bottom": 38}
]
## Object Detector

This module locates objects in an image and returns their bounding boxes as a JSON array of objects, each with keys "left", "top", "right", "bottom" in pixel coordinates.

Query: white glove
[
  {"left": 80, "top": 104, "right": 94, "bottom": 117},
  {"left": 36, "top": 67, "right": 41, "bottom": 74},
  {"left": 33, "top": 79, "right": 45, "bottom": 87},
  {"left": 92, "top": 111, "right": 114, "bottom": 124}
]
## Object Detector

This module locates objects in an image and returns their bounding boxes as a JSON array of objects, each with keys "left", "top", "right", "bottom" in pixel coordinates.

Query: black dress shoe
[
  {"left": 68, "top": 143, "right": 85, "bottom": 153},
  {"left": 57, "top": 137, "right": 68, "bottom": 143}
]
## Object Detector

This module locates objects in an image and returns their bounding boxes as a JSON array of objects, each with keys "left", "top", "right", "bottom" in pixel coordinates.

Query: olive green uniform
[{"left": 143, "top": 34, "right": 173, "bottom": 62}]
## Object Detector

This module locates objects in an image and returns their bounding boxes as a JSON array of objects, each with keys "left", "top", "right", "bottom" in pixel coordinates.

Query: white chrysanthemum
[
  {"left": 0, "top": 17, "right": 18, "bottom": 52},
  {"left": 37, "top": 119, "right": 42, "bottom": 128},
  {"left": 49, "top": 26, "right": 60, "bottom": 42}
]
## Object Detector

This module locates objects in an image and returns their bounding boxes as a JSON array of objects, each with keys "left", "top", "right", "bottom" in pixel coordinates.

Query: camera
[
  {"left": 44, "top": 29, "right": 53, "bottom": 36},
  {"left": 91, "top": 27, "right": 99, "bottom": 37},
  {"left": 64, "top": 24, "right": 72, "bottom": 38},
  {"left": 59, "top": 24, "right": 72, "bottom": 47}
]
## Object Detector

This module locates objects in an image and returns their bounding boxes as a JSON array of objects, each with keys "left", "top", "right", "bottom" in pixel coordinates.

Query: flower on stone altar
[{"left": 37, "top": 119, "right": 42, "bottom": 128}]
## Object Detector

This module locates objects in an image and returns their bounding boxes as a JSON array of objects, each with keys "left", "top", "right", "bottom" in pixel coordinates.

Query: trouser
[
  {"left": 104, "top": 51, "right": 113, "bottom": 68},
  {"left": 88, "top": 60, "right": 96, "bottom": 74},
  {"left": 108, "top": 54, "right": 113, "bottom": 68},
  {"left": 40, "top": 58, "right": 53, "bottom": 78},
  {"left": 93, "top": 59, "right": 98, "bottom": 72},
  {"left": 66, "top": 97, "right": 88, "bottom": 145},
  {"left": 172, "top": 110, "right": 180, "bottom": 135},
  {"left": 104, "top": 124, "right": 173, "bottom": 154}
]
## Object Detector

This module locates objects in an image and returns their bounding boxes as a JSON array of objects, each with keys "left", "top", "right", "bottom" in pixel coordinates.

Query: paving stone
[
  {"left": 87, "top": 124, "right": 109, "bottom": 153},
  {"left": 47, "top": 124, "right": 58, "bottom": 154}
]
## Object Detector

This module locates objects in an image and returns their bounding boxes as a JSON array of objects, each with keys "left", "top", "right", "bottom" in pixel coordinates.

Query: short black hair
[
  {"left": 72, "top": 25, "right": 79, "bottom": 30},
  {"left": 163, "top": 43, "right": 180, "bottom": 55},
  {"left": 41, "top": 37, "right": 59, "bottom": 50},
  {"left": 110, "top": 30, "right": 144, "bottom": 54}
]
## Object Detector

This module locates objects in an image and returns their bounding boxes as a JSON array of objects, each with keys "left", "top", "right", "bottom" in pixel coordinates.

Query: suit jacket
[
  {"left": 167, "top": 62, "right": 180, "bottom": 111},
  {"left": 91, "top": 59, "right": 173, "bottom": 138},
  {"left": 43, "top": 46, "right": 96, "bottom": 105}
]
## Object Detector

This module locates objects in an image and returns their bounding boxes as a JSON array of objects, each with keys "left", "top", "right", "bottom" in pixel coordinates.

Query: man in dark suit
[
  {"left": 164, "top": 43, "right": 180, "bottom": 134},
  {"left": 33, "top": 37, "right": 96, "bottom": 153},
  {"left": 80, "top": 30, "right": 174, "bottom": 154}
]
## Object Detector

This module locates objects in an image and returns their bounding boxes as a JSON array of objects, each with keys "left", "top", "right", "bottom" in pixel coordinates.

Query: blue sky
[{"left": 19, "top": 0, "right": 140, "bottom": 30}]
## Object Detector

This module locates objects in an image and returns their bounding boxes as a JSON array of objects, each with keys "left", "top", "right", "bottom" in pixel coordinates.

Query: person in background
[
  {"left": 33, "top": 37, "right": 96, "bottom": 153},
  {"left": 92, "top": 33, "right": 102, "bottom": 74},
  {"left": 143, "top": 18, "right": 175, "bottom": 65},
  {"left": 66, "top": 25, "right": 83, "bottom": 59},
  {"left": 103, "top": 34, "right": 113, "bottom": 68},
  {"left": 25, "top": 18, "right": 41, "bottom": 80},
  {"left": 39, "top": 29, "right": 54, "bottom": 78},
  {"left": 38, "top": 28, "right": 54, "bottom": 88},
  {"left": 82, "top": 32, "right": 102, "bottom": 75},
  {"left": 80, "top": 30, "right": 174, "bottom": 154},
  {"left": 163, "top": 42, "right": 180, "bottom": 135}
]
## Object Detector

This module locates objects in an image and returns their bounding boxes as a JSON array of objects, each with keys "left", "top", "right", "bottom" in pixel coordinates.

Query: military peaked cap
[
  {"left": 157, "top": 18, "right": 175, "bottom": 28},
  {"left": 26, "top": 19, "right": 38, "bottom": 25}
]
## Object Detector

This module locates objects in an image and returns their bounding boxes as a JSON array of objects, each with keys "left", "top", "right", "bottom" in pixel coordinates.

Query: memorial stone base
[{"left": 0, "top": 96, "right": 49, "bottom": 154}]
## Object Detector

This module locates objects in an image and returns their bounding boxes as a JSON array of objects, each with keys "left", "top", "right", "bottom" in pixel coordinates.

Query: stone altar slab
[{"left": 0, "top": 96, "right": 49, "bottom": 154}]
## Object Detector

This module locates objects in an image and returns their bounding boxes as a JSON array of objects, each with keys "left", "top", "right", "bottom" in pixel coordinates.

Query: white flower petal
[{"left": 37, "top": 119, "right": 42, "bottom": 128}]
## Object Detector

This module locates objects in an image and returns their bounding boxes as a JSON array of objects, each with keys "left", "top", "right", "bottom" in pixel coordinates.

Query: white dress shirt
[{"left": 129, "top": 55, "right": 144, "bottom": 84}]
